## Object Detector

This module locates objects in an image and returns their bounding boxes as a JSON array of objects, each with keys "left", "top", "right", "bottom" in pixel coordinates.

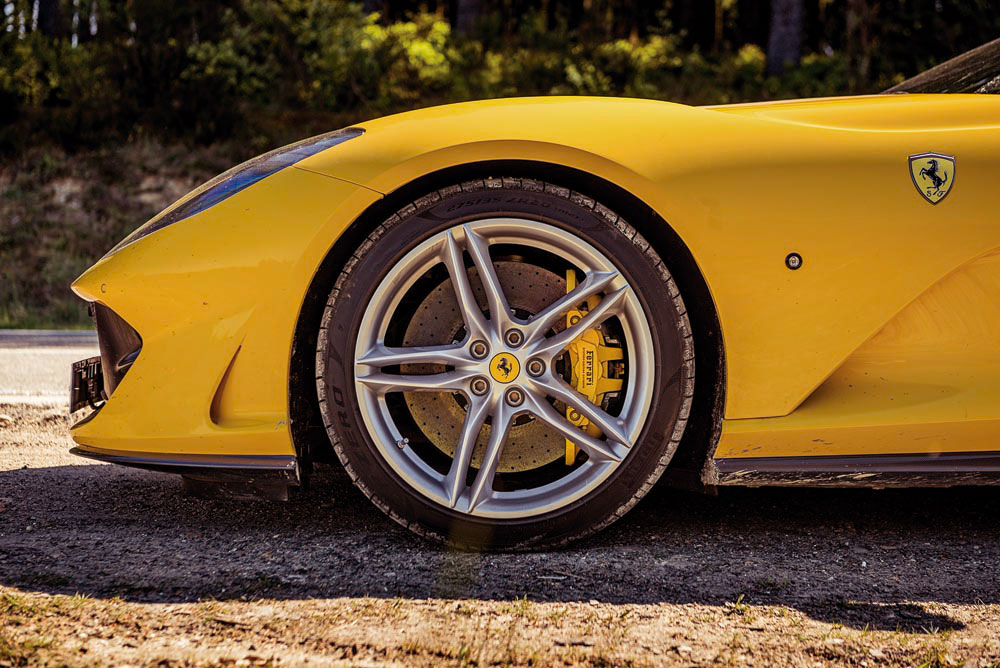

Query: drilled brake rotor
[{"left": 402, "top": 262, "right": 567, "bottom": 472}]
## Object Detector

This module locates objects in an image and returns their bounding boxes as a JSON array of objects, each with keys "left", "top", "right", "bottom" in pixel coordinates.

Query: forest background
[{"left": 2, "top": 0, "right": 998, "bottom": 327}]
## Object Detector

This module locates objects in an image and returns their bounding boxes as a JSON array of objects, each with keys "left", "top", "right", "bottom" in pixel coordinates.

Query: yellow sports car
[{"left": 69, "top": 42, "right": 1000, "bottom": 548}]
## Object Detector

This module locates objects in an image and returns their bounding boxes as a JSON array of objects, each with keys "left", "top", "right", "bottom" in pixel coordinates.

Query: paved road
[
  {"left": 0, "top": 330, "right": 97, "bottom": 404},
  {"left": 0, "top": 329, "right": 98, "bottom": 348}
]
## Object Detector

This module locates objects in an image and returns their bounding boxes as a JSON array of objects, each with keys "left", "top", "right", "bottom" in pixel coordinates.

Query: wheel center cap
[{"left": 489, "top": 352, "right": 520, "bottom": 383}]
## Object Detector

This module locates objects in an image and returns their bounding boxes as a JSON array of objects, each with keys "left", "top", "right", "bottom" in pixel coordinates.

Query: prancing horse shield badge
[{"left": 909, "top": 152, "right": 956, "bottom": 205}]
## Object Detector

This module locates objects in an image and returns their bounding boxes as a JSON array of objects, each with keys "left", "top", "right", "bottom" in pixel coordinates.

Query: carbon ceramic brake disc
[{"left": 402, "top": 262, "right": 566, "bottom": 472}]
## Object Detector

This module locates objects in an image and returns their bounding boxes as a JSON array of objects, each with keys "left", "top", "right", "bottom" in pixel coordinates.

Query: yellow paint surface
[
  {"left": 69, "top": 93, "right": 1000, "bottom": 462},
  {"left": 71, "top": 170, "right": 380, "bottom": 455},
  {"left": 300, "top": 94, "right": 1000, "bottom": 420},
  {"left": 718, "top": 249, "right": 1000, "bottom": 458}
]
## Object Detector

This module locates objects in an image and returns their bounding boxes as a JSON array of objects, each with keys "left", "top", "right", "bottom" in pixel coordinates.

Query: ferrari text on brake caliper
[{"left": 564, "top": 270, "right": 625, "bottom": 465}]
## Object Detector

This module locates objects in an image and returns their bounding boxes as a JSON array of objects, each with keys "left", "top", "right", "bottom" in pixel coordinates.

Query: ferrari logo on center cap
[
  {"left": 489, "top": 353, "right": 520, "bottom": 383},
  {"left": 909, "top": 152, "right": 955, "bottom": 205}
]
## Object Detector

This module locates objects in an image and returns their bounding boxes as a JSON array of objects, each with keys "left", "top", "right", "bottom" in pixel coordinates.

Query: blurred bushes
[
  {"left": 1, "top": 0, "right": 997, "bottom": 327},
  {"left": 0, "top": 0, "right": 941, "bottom": 156}
]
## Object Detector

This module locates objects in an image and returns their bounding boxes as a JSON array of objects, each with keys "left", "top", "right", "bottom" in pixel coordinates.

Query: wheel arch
[{"left": 289, "top": 160, "right": 726, "bottom": 486}]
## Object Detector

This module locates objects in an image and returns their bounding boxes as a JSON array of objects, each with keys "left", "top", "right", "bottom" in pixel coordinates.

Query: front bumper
[{"left": 67, "top": 166, "right": 381, "bottom": 462}]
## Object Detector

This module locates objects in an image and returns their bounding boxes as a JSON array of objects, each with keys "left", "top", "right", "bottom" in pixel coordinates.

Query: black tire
[{"left": 317, "top": 177, "right": 694, "bottom": 550}]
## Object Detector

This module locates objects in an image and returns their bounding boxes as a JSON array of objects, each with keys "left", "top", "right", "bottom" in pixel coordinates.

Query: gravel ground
[
  {"left": 1, "top": 346, "right": 1000, "bottom": 666},
  {"left": 2, "top": 405, "right": 999, "bottom": 666}
]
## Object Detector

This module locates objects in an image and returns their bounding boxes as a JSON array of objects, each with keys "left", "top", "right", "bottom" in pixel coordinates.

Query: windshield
[{"left": 885, "top": 37, "right": 1000, "bottom": 94}]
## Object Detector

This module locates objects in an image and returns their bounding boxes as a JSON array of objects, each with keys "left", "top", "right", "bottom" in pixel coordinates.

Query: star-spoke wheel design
[{"left": 353, "top": 219, "right": 655, "bottom": 519}]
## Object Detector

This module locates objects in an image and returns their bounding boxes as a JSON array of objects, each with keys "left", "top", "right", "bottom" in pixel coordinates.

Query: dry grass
[
  {"left": 1, "top": 587, "right": 999, "bottom": 667},
  {"left": 0, "top": 141, "right": 240, "bottom": 328}
]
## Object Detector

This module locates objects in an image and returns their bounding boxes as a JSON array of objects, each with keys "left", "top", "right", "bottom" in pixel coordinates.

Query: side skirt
[{"left": 714, "top": 451, "right": 1000, "bottom": 488}]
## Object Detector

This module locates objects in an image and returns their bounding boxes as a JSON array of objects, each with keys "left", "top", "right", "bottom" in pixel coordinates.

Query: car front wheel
[{"left": 317, "top": 178, "right": 694, "bottom": 549}]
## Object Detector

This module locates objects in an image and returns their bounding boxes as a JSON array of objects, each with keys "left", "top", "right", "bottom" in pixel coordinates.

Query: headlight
[{"left": 106, "top": 127, "right": 364, "bottom": 256}]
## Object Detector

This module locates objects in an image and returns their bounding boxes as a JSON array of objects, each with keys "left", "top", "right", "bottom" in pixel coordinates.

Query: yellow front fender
[
  {"left": 71, "top": 168, "right": 380, "bottom": 456},
  {"left": 298, "top": 94, "right": 1000, "bottom": 424}
]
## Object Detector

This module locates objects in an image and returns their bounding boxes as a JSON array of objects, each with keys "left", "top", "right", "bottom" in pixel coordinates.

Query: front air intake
[{"left": 91, "top": 303, "right": 142, "bottom": 398}]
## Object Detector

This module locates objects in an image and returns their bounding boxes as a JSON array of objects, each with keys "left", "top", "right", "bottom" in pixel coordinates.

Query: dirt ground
[{"left": 2, "top": 402, "right": 1000, "bottom": 667}]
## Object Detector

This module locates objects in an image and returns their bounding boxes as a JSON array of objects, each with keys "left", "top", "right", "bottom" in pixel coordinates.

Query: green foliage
[
  {"left": 5, "top": 0, "right": 995, "bottom": 156},
  {"left": 2, "top": 0, "right": 999, "bottom": 327}
]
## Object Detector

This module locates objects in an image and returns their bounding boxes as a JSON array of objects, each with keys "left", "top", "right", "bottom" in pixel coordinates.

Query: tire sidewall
[{"left": 320, "top": 182, "right": 688, "bottom": 549}]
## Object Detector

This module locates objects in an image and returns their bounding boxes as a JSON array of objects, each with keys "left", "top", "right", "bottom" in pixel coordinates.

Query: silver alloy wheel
[{"left": 353, "top": 218, "right": 655, "bottom": 519}]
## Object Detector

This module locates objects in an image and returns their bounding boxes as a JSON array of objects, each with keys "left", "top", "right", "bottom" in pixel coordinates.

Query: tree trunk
[
  {"left": 845, "top": 0, "right": 874, "bottom": 90},
  {"left": 766, "top": 0, "right": 803, "bottom": 76},
  {"left": 38, "top": 0, "right": 67, "bottom": 37},
  {"left": 713, "top": 0, "right": 723, "bottom": 54},
  {"left": 455, "top": 0, "right": 481, "bottom": 35}
]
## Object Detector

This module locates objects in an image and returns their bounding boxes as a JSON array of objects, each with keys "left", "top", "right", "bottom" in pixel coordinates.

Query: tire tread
[{"left": 316, "top": 177, "right": 695, "bottom": 550}]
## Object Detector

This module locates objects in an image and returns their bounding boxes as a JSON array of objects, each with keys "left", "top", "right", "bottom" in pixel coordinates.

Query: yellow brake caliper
[{"left": 564, "top": 270, "right": 624, "bottom": 465}]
